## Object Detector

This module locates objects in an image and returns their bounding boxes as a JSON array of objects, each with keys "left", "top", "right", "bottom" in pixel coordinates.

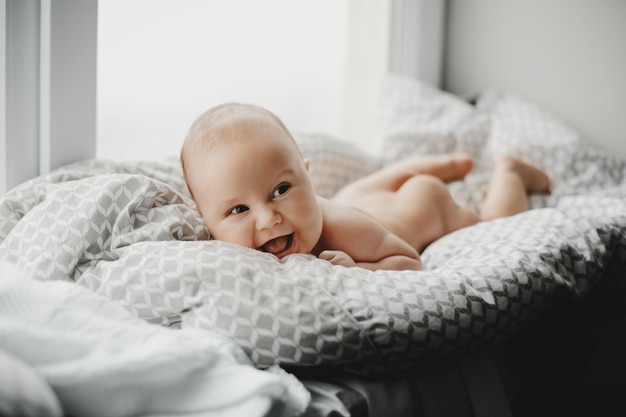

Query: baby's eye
[
  {"left": 272, "top": 183, "right": 290, "bottom": 198},
  {"left": 229, "top": 205, "right": 249, "bottom": 215}
]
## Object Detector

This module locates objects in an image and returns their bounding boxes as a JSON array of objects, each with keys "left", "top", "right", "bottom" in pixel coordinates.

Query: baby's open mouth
[{"left": 259, "top": 233, "right": 294, "bottom": 256}]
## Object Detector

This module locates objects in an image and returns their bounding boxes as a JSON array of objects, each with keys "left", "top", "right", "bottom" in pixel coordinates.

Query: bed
[{"left": 1, "top": 75, "right": 625, "bottom": 417}]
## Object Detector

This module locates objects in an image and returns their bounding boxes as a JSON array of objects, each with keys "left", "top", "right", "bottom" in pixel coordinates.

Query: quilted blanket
[{"left": 1, "top": 76, "right": 625, "bottom": 378}]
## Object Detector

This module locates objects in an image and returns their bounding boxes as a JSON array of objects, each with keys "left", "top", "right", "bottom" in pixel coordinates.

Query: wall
[{"left": 444, "top": 0, "right": 626, "bottom": 159}]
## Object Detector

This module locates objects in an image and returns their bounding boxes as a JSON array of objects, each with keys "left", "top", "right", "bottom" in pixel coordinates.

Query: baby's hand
[{"left": 318, "top": 250, "right": 357, "bottom": 268}]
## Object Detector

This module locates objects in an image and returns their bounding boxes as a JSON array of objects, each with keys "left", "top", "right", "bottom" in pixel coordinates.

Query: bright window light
[{"left": 97, "top": 0, "right": 350, "bottom": 161}]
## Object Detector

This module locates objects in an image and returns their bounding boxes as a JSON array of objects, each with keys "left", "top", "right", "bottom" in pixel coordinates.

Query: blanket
[
  {"left": 1, "top": 76, "right": 625, "bottom": 379},
  {"left": 0, "top": 260, "right": 309, "bottom": 417}
]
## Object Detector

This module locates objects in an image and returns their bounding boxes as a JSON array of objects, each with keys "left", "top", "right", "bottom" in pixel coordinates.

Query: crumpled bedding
[
  {"left": 1, "top": 76, "right": 625, "bottom": 380},
  {"left": 0, "top": 260, "right": 309, "bottom": 417}
]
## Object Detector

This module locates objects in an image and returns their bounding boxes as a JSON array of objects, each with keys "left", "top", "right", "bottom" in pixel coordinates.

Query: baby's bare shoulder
[
  {"left": 318, "top": 197, "right": 365, "bottom": 227},
  {"left": 317, "top": 197, "right": 387, "bottom": 242}
]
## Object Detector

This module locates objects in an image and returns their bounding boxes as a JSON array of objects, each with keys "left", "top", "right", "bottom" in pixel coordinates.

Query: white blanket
[{"left": 0, "top": 260, "right": 309, "bottom": 417}]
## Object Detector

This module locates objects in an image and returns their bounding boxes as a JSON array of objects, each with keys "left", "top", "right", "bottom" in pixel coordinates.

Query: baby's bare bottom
[
  {"left": 332, "top": 154, "right": 551, "bottom": 253},
  {"left": 334, "top": 173, "right": 479, "bottom": 252}
]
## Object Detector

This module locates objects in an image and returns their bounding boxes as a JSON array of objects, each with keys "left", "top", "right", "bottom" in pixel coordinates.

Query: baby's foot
[
  {"left": 423, "top": 153, "right": 475, "bottom": 182},
  {"left": 447, "top": 153, "right": 475, "bottom": 181},
  {"left": 495, "top": 155, "right": 552, "bottom": 194}
]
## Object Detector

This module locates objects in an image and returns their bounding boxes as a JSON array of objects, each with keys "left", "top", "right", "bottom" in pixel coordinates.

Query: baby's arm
[
  {"left": 315, "top": 199, "right": 422, "bottom": 271},
  {"left": 319, "top": 248, "right": 422, "bottom": 271}
]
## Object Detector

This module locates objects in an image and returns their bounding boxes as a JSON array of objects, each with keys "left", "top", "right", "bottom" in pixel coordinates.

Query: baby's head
[{"left": 181, "top": 102, "right": 323, "bottom": 257}]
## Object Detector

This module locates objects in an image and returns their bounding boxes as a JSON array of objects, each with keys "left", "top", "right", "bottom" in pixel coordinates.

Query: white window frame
[
  {"left": 39, "top": 0, "right": 97, "bottom": 174},
  {"left": 389, "top": 0, "right": 446, "bottom": 86},
  {"left": 1, "top": 0, "right": 41, "bottom": 196},
  {"left": 1, "top": 0, "right": 96, "bottom": 195},
  {"left": 0, "top": 0, "right": 6, "bottom": 195}
]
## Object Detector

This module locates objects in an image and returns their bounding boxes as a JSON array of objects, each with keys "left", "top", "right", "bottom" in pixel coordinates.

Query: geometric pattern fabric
[{"left": 1, "top": 78, "right": 625, "bottom": 378}]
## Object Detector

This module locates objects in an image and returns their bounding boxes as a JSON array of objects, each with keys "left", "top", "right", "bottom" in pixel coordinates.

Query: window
[
  {"left": 97, "top": 0, "right": 360, "bottom": 161},
  {"left": 2, "top": 0, "right": 443, "bottom": 194}
]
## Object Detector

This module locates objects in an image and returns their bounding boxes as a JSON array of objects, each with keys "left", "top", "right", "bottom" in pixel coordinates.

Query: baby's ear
[{"left": 304, "top": 158, "right": 311, "bottom": 171}]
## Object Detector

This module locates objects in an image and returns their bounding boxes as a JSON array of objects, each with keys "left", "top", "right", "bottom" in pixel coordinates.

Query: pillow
[
  {"left": 477, "top": 90, "right": 584, "bottom": 149},
  {"left": 476, "top": 90, "right": 626, "bottom": 200},
  {"left": 376, "top": 75, "right": 626, "bottom": 209},
  {"left": 476, "top": 90, "right": 581, "bottom": 182},
  {"left": 376, "top": 75, "right": 492, "bottom": 211},
  {"left": 377, "top": 75, "right": 490, "bottom": 166},
  {"left": 295, "top": 133, "right": 379, "bottom": 198}
]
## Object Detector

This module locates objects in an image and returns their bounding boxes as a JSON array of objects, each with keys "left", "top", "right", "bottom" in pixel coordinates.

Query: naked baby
[{"left": 180, "top": 102, "right": 551, "bottom": 271}]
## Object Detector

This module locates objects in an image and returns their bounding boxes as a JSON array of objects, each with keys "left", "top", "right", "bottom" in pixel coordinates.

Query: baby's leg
[
  {"left": 481, "top": 155, "right": 551, "bottom": 221},
  {"left": 334, "top": 153, "right": 475, "bottom": 201}
]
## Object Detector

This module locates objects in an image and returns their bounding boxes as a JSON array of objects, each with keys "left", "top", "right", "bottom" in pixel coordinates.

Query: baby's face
[{"left": 187, "top": 120, "right": 323, "bottom": 258}]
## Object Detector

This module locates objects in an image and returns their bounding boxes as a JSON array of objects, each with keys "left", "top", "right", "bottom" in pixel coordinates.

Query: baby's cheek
[{"left": 207, "top": 221, "right": 243, "bottom": 245}]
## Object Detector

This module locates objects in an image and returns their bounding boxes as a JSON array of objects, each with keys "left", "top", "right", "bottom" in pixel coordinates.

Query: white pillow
[
  {"left": 295, "top": 133, "right": 379, "bottom": 198},
  {"left": 377, "top": 75, "right": 490, "bottom": 166}
]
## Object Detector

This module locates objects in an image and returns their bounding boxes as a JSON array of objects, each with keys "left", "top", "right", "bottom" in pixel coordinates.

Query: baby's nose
[{"left": 255, "top": 207, "right": 281, "bottom": 230}]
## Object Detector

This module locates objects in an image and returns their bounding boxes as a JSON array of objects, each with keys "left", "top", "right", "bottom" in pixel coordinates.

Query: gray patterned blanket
[{"left": 1, "top": 77, "right": 625, "bottom": 378}]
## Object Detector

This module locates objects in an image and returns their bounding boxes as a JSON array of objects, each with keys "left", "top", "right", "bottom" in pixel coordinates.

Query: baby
[{"left": 180, "top": 102, "right": 551, "bottom": 271}]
